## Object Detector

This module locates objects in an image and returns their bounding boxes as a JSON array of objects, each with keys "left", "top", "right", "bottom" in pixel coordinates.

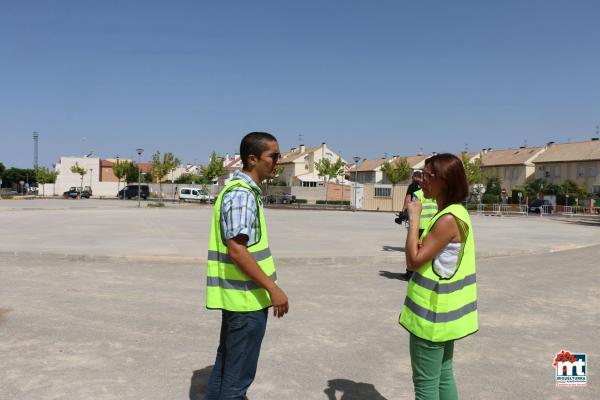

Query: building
[
  {"left": 479, "top": 146, "right": 546, "bottom": 192},
  {"left": 345, "top": 154, "right": 429, "bottom": 211},
  {"left": 219, "top": 153, "right": 243, "bottom": 185},
  {"left": 278, "top": 143, "right": 346, "bottom": 187},
  {"left": 532, "top": 139, "right": 600, "bottom": 194},
  {"left": 347, "top": 155, "right": 428, "bottom": 184}
]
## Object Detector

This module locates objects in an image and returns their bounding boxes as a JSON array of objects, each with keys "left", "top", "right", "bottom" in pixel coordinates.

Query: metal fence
[
  {"left": 476, "top": 204, "right": 528, "bottom": 216},
  {"left": 476, "top": 204, "right": 600, "bottom": 217}
]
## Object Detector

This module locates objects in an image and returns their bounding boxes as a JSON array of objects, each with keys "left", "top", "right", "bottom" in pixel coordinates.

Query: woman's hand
[{"left": 407, "top": 199, "right": 422, "bottom": 222}]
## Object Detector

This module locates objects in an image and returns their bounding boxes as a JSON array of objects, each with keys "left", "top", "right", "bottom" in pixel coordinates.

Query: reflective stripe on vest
[
  {"left": 205, "top": 179, "right": 276, "bottom": 312},
  {"left": 399, "top": 204, "right": 478, "bottom": 342},
  {"left": 413, "top": 189, "right": 438, "bottom": 230}
]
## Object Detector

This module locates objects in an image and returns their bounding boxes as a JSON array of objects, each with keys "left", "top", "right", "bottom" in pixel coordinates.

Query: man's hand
[{"left": 268, "top": 285, "right": 289, "bottom": 318}]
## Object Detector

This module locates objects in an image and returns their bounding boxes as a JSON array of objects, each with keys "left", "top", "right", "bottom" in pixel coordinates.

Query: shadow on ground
[
  {"left": 324, "top": 379, "right": 387, "bottom": 399},
  {"left": 378, "top": 270, "right": 409, "bottom": 281},
  {"left": 189, "top": 365, "right": 213, "bottom": 400},
  {"left": 382, "top": 245, "right": 405, "bottom": 252}
]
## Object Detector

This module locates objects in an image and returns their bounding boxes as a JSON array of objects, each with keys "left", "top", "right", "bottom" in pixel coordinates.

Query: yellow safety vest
[
  {"left": 399, "top": 203, "right": 478, "bottom": 342},
  {"left": 413, "top": 189, "right": 438, "bottom": 231},
  {"left": 206, "top": 179, "right": 276, "bottom": 311}
]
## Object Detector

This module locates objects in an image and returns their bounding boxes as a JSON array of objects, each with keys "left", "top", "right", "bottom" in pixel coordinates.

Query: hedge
[{"left": 316, "top": 200, "right": 351, "bottom": 205}]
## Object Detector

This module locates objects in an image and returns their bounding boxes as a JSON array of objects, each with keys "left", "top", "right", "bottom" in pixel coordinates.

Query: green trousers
[{"left": 410, "top": 333, "right": 458, "bottom": 400}]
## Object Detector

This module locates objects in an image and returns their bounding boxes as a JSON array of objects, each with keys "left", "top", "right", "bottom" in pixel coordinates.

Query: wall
[
  {"left": 361, "top": 183, "right": 409, "bottom": 211},
  {"left": 325, "top": 183, "right": 352, "bottom": 202},
  {"left": 535, "top": 161, "right": 600, "bottom": 192}
]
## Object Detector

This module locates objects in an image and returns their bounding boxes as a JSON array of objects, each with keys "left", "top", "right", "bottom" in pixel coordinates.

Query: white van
[{"left": 178, "top": 187, "right": 214, "bottom": 203}]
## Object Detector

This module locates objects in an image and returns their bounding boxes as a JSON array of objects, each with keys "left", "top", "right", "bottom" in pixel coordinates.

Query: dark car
[
  {"left": 528, "top": 199, "right": 553, "bottom": 214},
  {"left": 118, "top": 184, "right": 150, "bottom": 200},
  {"left": 266, "top": 193, "right": 296, "bottom": 204},
  {"left": 63, "top": 186, "right": 91, "bottom": 199}
]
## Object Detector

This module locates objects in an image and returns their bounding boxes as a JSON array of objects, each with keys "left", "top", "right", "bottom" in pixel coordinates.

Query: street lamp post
[
  {"left": 136, "top": 148, "right": 144, "bottom": 208},
  {"left": 353, "top": 156, "right": 361, "bottom": 211},
  {"left": 172, "top": 168, "right": 176, "bottom": 199},
  {"left": 116, "top": 155, "right": 124, "bottom": 201}
]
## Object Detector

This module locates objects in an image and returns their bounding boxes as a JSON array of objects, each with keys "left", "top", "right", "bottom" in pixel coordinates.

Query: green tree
[
  {"left": 175, "top": 173, "right": 208, "bottom": 185},
  {"left": 314, "top": 158, "right": 345, "bottom": 204},
  {"left": 485, "top": 175, "right": 502, "bottom": 196},
  {"left": 544, "top": 183, "right": 562, "bottom": 195},
  {"left": 124, "top": 162, "right": 152, "bottom": 184},
  {"left": 200, "top": 152, "right": 227, "bottom": 184},
  {"left": 461, "top": 154, "right": 486, "bottom": 186},
  {"left": 70, "top": 163, "right": 87, "bottom": 194},
  {"left": 112, "top": 160, "right": 130, "bottom": 194},
  {"left": 561, "top": 179, "right": 589, "bottom": 203},
  {"left": 150, "top": 151, "right": 181, "bottom": 196},
  {"left": 381, "top": 157, "right": 412, "bottom": 211},
  {"left": 522, "top": 178, "right": 547, "bottom": 197},
  {"left": 1, "top": 168, "right": 36, "bottom": 188},
  {"left": 461, "top": 153, "right": 487, "bottom": 201},
  {"left": 35, "top": 167, "right": 59, "bottom": 196}
]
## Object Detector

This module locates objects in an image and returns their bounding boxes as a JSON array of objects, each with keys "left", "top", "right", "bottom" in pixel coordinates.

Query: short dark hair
[
  {"left": 240, "top": 132, "right": 277, "bottom": 169},
  {"left": 427, "top": 153, "right": 469, "bottom": 204}
]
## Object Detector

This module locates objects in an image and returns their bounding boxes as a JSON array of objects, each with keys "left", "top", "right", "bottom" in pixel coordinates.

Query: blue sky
[{"left": 1, "top": 0, "right": 599, "bottom": 168}]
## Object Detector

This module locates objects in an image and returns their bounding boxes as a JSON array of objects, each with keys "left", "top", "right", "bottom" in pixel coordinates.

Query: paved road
[
  {"left": 0, "top": 199, "right": 598, "bottom": 262},
  {"left": 1, "top": 251, "right": 598, "bottom": 398},
  {"left": 0, "top": 199, "right": 597, "bottom": 399}
]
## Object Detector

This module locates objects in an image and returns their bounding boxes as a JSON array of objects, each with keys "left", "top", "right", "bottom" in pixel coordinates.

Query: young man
[{"left": 204, "top": 132, "right": 289, "bottom": 399}]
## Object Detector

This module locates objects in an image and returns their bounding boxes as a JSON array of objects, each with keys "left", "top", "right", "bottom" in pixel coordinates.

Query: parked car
[
  {"left": 118, "top": 184, "right": 149, "bottom": 200},
  {"left": 528, "top": 199, "right": 553, "bottom": 214},
  {"left": 63, "top": 186, "right": 91, "bottom": 199},
  {"left": 178, "top": 187, "right": 214, "bottom": 203},
  {"left": 266, "top": 193, "right": 296, "bottom": 204}
]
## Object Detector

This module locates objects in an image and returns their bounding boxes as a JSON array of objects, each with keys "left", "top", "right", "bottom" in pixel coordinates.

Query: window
[
  {"left": 590, "top": 166, "right": 597, "bottom": 177},
  {"left": 374, "top": 186, "right": 392, "bottom": 197},
  {"left": 553, "top": 165, "right": 560, "bottom": 178},
  {"left": 302, "top": 181, "right": 317, "bottom": 187},
  {"left": 181, "top": 189, "right": 191, "bottom": 194},
  {"left": 192, "top": 190, "right": 199, "bottom": 196},
  {"left": 578, "top": 164, "right": 585, "bottom": 177},
  {"left": 544, "top": 171, "right": 551, "bottom": 178},
  {"left": 592, "top": 185, "right": 600, "bottom": 194}
]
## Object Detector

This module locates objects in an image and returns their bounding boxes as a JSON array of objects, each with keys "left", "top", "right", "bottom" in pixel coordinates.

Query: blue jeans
[{"left": 205, "top": 308, "right": 268, "bottom": 400}]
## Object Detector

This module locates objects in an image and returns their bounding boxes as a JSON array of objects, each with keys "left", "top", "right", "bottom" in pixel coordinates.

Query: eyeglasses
[{"left": 422, "top": 171, "right": 436, "bottom": 180}]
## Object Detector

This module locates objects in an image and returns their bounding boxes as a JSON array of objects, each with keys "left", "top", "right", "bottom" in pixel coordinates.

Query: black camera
[{"left": 395, "top": 210, "right": 408, "bottom": 225}]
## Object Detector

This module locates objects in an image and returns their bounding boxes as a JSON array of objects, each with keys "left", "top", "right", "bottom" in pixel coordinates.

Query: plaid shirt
[{"left": 220, "top": 170, "right": 262, "bottom": 246}]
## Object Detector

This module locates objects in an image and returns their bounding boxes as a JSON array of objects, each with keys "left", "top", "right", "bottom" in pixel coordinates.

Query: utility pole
[{"left": 32, "top": 132, "right": 39, "bottom": 169}]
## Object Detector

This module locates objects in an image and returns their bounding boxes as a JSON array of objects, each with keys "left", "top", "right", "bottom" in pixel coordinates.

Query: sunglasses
[{"left": 265, "top": 152, "right": 282, "bottom": 163}]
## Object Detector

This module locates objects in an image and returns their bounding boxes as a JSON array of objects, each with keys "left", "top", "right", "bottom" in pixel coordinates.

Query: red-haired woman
[{"left": 399, "top": 153, "right": 478, "bottom": 400}]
